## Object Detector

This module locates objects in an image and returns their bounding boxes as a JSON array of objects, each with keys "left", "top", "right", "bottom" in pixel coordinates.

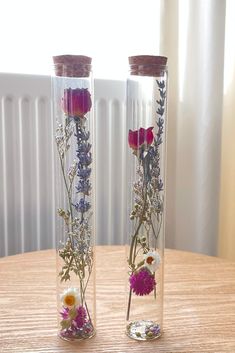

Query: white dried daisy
[
  {"left": 144, "top": 250, "right": 161, "bottom": 272},
  {"left": 60, "top": 287, "right": 80, "bottom": 308}
]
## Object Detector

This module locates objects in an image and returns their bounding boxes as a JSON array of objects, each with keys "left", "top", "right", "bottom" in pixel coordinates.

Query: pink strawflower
[
  {"left": 74, "top": 305, "right": 87, "bottom": 328},
  {"left": 60, "top": 307, "right": 69, "bottom": 320},
  {"left": 130, "top": 268, "right": 156, "bottom": 296}
]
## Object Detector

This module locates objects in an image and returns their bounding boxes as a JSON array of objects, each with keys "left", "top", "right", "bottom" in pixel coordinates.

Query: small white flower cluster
[
  {"left": 55, "top": 119, "right": 74, "bottom": 159},
  {"left": 68, "top": 159, "right": 78, "bottom": 182},
  {"left": 131, "top": 179, "right": 163, "bottom": 225}
]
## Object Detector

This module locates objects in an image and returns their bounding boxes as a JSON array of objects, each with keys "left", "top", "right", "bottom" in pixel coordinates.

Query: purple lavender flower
[
  {"left": 145, "top": 324, "right": 161, "bottom": 337},
  {"left": 78, "top": 242, "right": 89, "bottom": 254},
  {"left": 148, "top": 145, "right": 157, "bottom": 159},
  {"left": 77, "top": 142, "right": 91, "bottom": 153},
  {"left": 75, "top": 129, "right": 90, "bottom": 141},
  {"left": 149, "top": 325, "right": 161, "bottom": 335},
  {"left": 74, "top": 198, "right": 91, "bottom": 213},
  {"left": 73, "top": 119, "right": 92, "bottom": 219},
  {"left": 130, "top": 268, "right": 156, "bottom": 296},
  {"left": 157, "top": 80, "right": 165, "bottom": 90},
  {"left": 77, "top": 152, "right": 92, "bottom": 165},
  {"left": 77, "top": 167, "right": 91, "bottom": 179},
  {"left": 76, "top": 180, "right": 91, "bottom": 195}
]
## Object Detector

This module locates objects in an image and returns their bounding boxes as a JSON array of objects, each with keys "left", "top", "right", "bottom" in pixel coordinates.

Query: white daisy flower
[
  {"left": 60, "top": 287, "right": 80, "bottom": 308},
  {"left": 144, "top": 250, "right": 161, "bottom": 272}
]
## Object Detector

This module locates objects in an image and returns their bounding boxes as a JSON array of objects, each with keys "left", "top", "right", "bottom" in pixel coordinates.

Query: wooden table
[{"left": 0, "top": 247, "right": 235, "bottom": 353}]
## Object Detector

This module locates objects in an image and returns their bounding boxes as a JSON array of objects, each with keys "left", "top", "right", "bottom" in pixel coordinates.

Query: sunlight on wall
[
  {"left": 178, "top": 0, "right": 189, "bottom": 101},
  {"left": 223, "top": 0, "right": 235, "bottom": 93},
  {"left": 0, "top": 0, "right": 160, "bottom": 78},
  {"left": 219, "top": 0, "right": 235, "bottom": 261}
]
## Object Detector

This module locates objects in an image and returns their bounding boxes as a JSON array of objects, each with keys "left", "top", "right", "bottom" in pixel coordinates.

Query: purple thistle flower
[{"left": 130, "top": 268, "right": 156, "bottom": 296}]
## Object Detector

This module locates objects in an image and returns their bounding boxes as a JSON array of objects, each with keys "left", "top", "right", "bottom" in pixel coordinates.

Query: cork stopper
[
  {"left": 129, "top": 55, "right": 167, "bottom": 77},
  {"left": 53, "top": 55, "right": 92, "bottom": 77}
]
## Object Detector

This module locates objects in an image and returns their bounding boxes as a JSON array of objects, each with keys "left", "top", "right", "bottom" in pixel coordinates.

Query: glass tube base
[
  {"left": 126, "top": 320, "right": 161, "bottom": 341},
  {"left": 59, "top": 325, "right": 95, "bottom": 342}
]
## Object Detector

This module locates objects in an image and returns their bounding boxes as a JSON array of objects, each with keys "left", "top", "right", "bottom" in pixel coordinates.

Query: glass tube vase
[
  {"left": 52, "top": 55, "right": 96, "bottom": 341},
  {"left": 125, "top": 55, "right": 168, "bottom": 341}
]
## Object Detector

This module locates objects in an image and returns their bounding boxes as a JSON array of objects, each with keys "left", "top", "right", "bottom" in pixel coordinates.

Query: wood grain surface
[{"left": 0, "top": 246, "right": 235, "bottom": 353}]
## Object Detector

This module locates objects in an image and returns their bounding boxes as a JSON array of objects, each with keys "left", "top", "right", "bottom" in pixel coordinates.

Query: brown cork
[
  {"left": 53, "top": 55, "right": 92, "bottom": 77},
  {"left": 129, "top": 55, "right": 167, "bottom": 77}
]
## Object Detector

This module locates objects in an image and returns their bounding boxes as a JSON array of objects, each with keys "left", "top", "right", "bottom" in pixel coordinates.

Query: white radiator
[
  {"left": 0, "top": 73, "right": 220, "bottom": 257},
  {"left": 0, "top": 74, "right": 126, "bottom": 256}
]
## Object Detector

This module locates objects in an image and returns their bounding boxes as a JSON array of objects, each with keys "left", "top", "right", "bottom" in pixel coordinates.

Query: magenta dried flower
[
  {"left": 74, "top": 305, "right": 87, "bottom": 328},
  {"left": 62, "top": 88, "right": 92, "bottom": 117},
  {"left": 130, "top": 268, "right": 156, "bottom": 296}
]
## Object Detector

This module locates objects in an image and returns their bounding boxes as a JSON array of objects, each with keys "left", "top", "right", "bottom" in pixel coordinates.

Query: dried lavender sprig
[
  {"left": 56, "top": 116, "right": 93, "bottom": 288},
  {"left": 152, "top": 79, "right": 166, "bottom": 192},
  {"left": 74, "top": 120, "right": 92, "bottom": 222}
]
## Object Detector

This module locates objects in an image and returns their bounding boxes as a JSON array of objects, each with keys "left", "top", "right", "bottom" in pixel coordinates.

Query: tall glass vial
[
  {"left": 52, "top": 55, "right": 95, "bottom": 341},
  {"left": 126, "top": 55, "right": 168, "bottom": 341}
]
